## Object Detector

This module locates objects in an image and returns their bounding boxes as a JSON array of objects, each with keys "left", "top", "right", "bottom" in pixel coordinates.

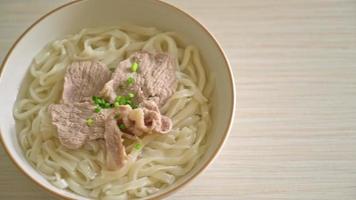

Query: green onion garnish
[
  {"left": 134, "top": 143, "right": 142, "bottom": 150},
  {"left": 131, "top": 62, "right": 139, "bottom": 72},
  {"left": 92, "top": 92, "right": 137, "bottom": 112},
  {"left": 93, "top": 96, "right": 115, "bottom": 110},
  {"left": 128, "top": 93, "right": 135, "bottom": 98},
  {"left": 116, "top": 96, "right": 125, "bottom": 105},
  {"left": 94, "top": 107, "right": 101, "bottom": 113},
  {"left": 119, "top": 123, "right": 126, "bottom": 130},
  {"left": 113, "top": 94, "right": 137, "bottom": 108},
  {"left": 92, "top": 96, "right": 99, "bottom": 104},
  {"left": 86, "top": 118, "right": 94, "bottom": 126},
  {"left": 97, "top": 99, "right": 104, "bottom": 105},
  {"left": 127, "top": 77, "right": 134, "bottom": 85},
  {"left": 115, "top": 95, "right": 123, "bottom": 102},
  {"left": 114, "top": 102, "right": 120, "bottom": 107}
]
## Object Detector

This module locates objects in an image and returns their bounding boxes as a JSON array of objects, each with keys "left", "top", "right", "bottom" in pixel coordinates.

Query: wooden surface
[{"left": 1, "top": 0, "right": 356, "bottom": 199}]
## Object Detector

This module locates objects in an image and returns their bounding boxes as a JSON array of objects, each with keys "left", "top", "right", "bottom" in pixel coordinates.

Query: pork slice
[
  {"left": 100, "top": 51, "right": 177, "bottom": 106},
  {"left": 104, "top": 115, "right": 127, "bottom": 170},
  {"left": 49, "top": 101, "right": 127, "bottom": 169},
  {"left": 140, "top": 100, "right": 159, "bottom": 112},
  {"left": 160, "top": 116, "right": 173, "bottom": 133},
  {"left": 116, "top": 101, "right": 173, "bottom": 136},
  {"left": 141, "top": 100, "right": 172, "bottom": 134},
  {"left": 48, "top": 102, "right": 108, "bottom": 149},
  {"left": 139, "top": 100, "right": 172, "bottom": 133},
  {"left": 62, "top": 60, "right": 111, "bottom": 103}
]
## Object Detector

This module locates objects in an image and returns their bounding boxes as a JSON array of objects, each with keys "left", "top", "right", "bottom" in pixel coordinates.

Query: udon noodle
[{"left": 13, "top": 24, "right": 212, "bottom": 199}]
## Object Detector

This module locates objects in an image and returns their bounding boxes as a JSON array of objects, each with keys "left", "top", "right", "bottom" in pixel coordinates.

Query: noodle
[{"left": 14, "top": 25, "right": 211, "bottom": 199}]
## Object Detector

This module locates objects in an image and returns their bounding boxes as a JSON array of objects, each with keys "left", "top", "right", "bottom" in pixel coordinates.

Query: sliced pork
[
  {"left": 49, "top": 54, "right": 176, "bottom": 170},
  {"left": 49, "top": 102, "right": 107, "bottom": 149},
  {"left": 100, "top": 51, "right": 177, "bottom": 106},
  {"left": 104, "top": 116, "right": 127, "bottom": 170},
  {"left": 140, "top": 100, "right": 172, "bottom": 134},
  {"left": 62, "top": 60, "right": 111, "bottom": 103},
  {"left": 116, "top": 101, "right": 172, "bottom": 137}
]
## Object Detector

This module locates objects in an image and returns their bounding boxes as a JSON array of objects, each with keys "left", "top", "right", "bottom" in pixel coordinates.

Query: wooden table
[{"left": 1, "top": 0, "right": 356, "bottom": 199}]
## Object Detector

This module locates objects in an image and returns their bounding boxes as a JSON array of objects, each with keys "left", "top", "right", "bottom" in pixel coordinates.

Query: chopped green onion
[
  {"left": 114, "top": 102, "right": 120, "bottom": 107},
  {"left": 131, "top": 62, "right": 139, "bottom": 72},
  {"left": 113, "top": 94, "right": 137, "bottom": 108},
  {"left": 92, "top": 96, "right": 99, "bottom": 104},
  {"left": 125, "top": 99, "right": 132, "bottom": 105},
  {"left": 128, "top": 93, "right": 135, "bottom": 98},
  {"left": 127, "top": 77, "right": 134, "bottom": 85},
  {"left": 115, "top": 96, "right": 122, "bottom": 102},
  {"left": 119, "top": 123, "right": 126, "bottom": 130},
  {"left": 92, "top": 93, "right": 138, "bottom": 112},
  {"left": 116, "top": 96, "right": 125, "bottom": 105},
  {"left": 94, "top": 107, "right": 101, "bottom": 113},
  {"left": 86, "top": 118, "right": 94, "bottom": 126},
  {"left": 97, "top": 98, "right": 103, "bottom": 104},
  {"left": 92, "top": 96, "right": 115, "bottom": 110},
  {"left": 134, "top": 143, "right": 142, "bottom": 150}
]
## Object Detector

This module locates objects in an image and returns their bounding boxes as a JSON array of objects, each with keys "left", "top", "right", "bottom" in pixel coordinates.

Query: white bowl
[{"left": 0, "top": 0, "right": 235, "bottom": 199}]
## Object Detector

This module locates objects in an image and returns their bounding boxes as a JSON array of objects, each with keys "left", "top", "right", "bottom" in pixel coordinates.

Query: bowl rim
[{"left": 0, "top": 0, "right": 236, "bottom": 199}]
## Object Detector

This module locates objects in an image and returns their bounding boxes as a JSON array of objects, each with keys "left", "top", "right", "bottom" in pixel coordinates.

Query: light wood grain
[{"left": 1, "top": 0, "right": 356, "bottom": 199}]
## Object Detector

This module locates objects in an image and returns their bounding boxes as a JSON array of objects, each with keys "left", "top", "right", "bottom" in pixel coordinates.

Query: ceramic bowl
[{"left": 0, "top": 0, "right": 235, "bottom": 199}]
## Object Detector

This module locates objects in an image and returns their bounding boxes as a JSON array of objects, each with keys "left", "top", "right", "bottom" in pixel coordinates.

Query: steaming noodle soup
[{"left": 14, "top": 25, "right": 212, "bottom": 199}]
